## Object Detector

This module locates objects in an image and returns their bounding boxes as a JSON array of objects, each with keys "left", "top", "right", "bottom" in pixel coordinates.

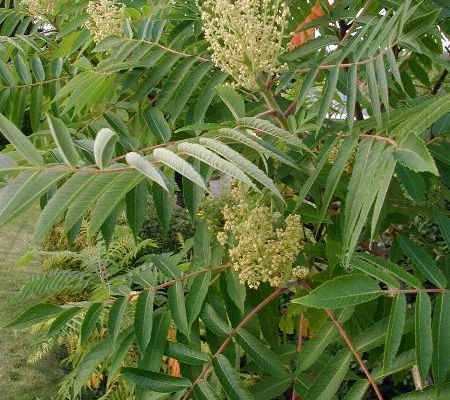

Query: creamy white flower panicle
[
  {"left": 218, "top": 182, "right": 307, "bottom": 288},
  {"left": 86, "top": 0, "right": 125, "bottom": 44},
  {"left": 200, "top": 0, "right": 288, "bottom": 90},
  {"left": 24, "top": 0, "right": 59, "bottom": 18}
]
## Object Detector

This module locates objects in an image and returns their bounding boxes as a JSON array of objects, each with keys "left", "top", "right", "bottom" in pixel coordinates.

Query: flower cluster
[
  {"left": 218, "top": 182, "right": 307, "bottom": 288},
  {"left": 24, "top": 0, "right": 59, "bottom": 18},
  {"left": 200, "top": 0, "right": 288, "bottom": 90},
  {"left": 86, "top": 0, "right": 125, "bottom": 44}
]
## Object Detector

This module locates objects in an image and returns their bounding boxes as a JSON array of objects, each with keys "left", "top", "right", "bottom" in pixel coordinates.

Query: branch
[
  {"left": 128, "top": 264, "right": 233, "bottom": 300},
  {"left": 339, "top": 0, "right": 373, "bottom": 45},
  {"left": 325, "top": 309, "right": 385, "bottom": 400},
  {"left": 182, "top": 286, "right": 287, "bottom": 400},
  {"left": 431, "top": 69, "right": 448, "bottom": 95},
  {"left": 300, "top": 281, "right": 384, "bottom": 400}
]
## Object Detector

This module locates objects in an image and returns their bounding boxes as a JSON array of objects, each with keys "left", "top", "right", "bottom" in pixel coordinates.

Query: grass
[{"left": 0, "top": 210, "right": 65, "bottom": 400}]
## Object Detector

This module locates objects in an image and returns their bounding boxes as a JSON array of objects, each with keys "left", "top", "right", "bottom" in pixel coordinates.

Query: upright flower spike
[
  {"left": 86, "top": 0, "right": 125, "bottom": 44},
  {"left": 201, "top": 0, "right": 289, "bottom": 90}
]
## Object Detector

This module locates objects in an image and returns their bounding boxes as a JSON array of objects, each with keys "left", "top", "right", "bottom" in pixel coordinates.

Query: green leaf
[
  {"left": 157, "top": 58, "right": 196, "bottom": 110},
  {"left": 317, "top": 66, "right": 339, "bottom": 129},
  {"left": 74, "top": 338, "right": 113, "bottom": 393},
  {"left": 88, "top": 171, "right": 143, "bottom": 237},
  {"left": 434, "top": 208, "right": 450, "bottom": 249},
  {"left": 383, "top": 294, "right": 406, "bottom": 371},
  {"left": 126, "top": 180, "right": 147, "bottom": 236},
  {"left": 199, "top": 138, "right": 283, "bottom": 201},
  {"left": 80, "top": 303, "right": 103, "bottom": 346},
  {"left": 200, "top": 303, "right": 231, "bottom": 337},
  {"left": 296, "top": 66, "right": 320, "bottom": 111},
  {"left": 33, "top": 173, "right": 97, "bottom": 243},
  {"left": 123, "top": 368, "right": 191, "bottom": 392},
  {"left": 0, "top": 60, "right": 16, "bottom": 86},
  {"left": 236, "top": 329, "right": 288, "bottom": 378},
  {"left": 63, "top": 173, "right": 116, "bottom": 234},
  {"left": 251, "top": 376, "right": 292, "bottom": 400},
  {"left": 225, "top": 269, "right": 246, "bottom": 314},
  {"left": 342, "top": 380, "right": 370, "bottom": 400},
  {"left": 14, "top": 54, "right": 32, "bottom": 85},
  {"left": 215, "top": 85, "right": 246, "bottom": 119},
  {"left": 386, "top": 48, "right": 403, "bottom": 89},
  {"left": 366, "top": 61, "right": 382, "bottom": 128},
  {"left": 237, "top": 117, "right": 309, "bottom": 152},
  {"left": 142, "top": 312, "right": 171, "bottom": 371},
  {"left": 212, "top": 355, "right": 254, "bottom": 400},
  {"left": 135, "top": 290, "right": 154, "bottom": 356},
  {"left": 194, "top": 379, "right": 220, "bottom": 400},
  {"left": 391, "top": 93, "right": 450, "bottom": 139},
  {"left": 31, "top": 56, "right": 45, "bottom": 81},
  {"left": 48, "top": 307, "right": 82, "bottom": 337},
  {"left": 393, "top": 134, "right": 439, "bottom": 175},
  {"left": 177, "top": 142, "right": 255, "bottom": 188},
  {"left": 392, "top": 383, "right": 450, "bottom": 399},
  {"left": 292, "top": 274, "right": 381, "bottom": 309},
  {"left": 141, "top": 106, "right": 172, "bottom": 143},
  {"left": 125, "top": 152, "right": 169, "bottom": 192},
  {"left": 319, "top": 133, "right": 358, "bottom": 224},
  {"left": 165, "top": 342, "right": 209, "bottom": 365},
  {"left": 217, "top": 128, "right": 299, "bottom": 170},
  {"left": 94, "top": 128, "right": 117, "bottom": 170},
  {"left": 193, "top": 220, "right": 211, "bottom": 268},
  {"left": 415, "top": 292, "right": 433, "bottom": 384},
  {"left": 350, "top": 257, "right": 400, "bottom": 288},
  {"left": 168, "top": 281, "right": 189, "bottom": 337},
  {"left": 194, "top": 72, "right": 228, "bottom": 124},
  {"left": 432, "top": 292, "right": 450, "bottom": 388},
  {"left": 0, "top": 113, "right": 43, "bottom": 165},
  {"left": 0, "top": 170, "right": 68, "bottom": 226},
  {"left": 294, "top": 136, "right": 340, "bottom": 212},
  {"left": 186, "top": 271, "right": 211, "bottom": 327},
  {"left": 6, "top": 303, "right": 62, "bottom": 330},
  {"left": 396, "top": 164, "right": 426, "bottom": 203},
  {"left": 171, "top": 63, "right": 212, "bottom": 122},
  {"left": 304, "top": 349, "right": 352, "bottom": 400},
  {"left": 376, "top": 56, "right": 390, "bottom": 117},
  {"left": 100, "top": 208, "right": 117, "bottom": 248},
  {"left": 284, "top": 35, "right": 338, "bottom": 61},
  {"left": 402, "top": 9, "right": 441, "bottom": 40},
  {"left": 108, "top": 331, "right": 135, "bottom": 385},
  {"left": 30, "top": 85, "right": 43, "bottom": 132},
  {"left": 47, "top": 115, "right": 82, "bottom": 168},
  {"left": 108, "top": 296, "right": 128, "bottom": 344},
  {"left": 347, "top": 64, "right": 357, "bottom": 130},
  {"left": 398, "top": 236, "right": 447, "bottom": 288},
  {"left": 152, "top": 171, "right": 173, "bottom": 233},
  {"left": 296, "top": 307, "right": 354, "bottom": 372},
  {"left": 356, "top": 254, "right": 422, "bottom": 288},
  {"left": 182, "top": 158, "right": 204, "bottom": 220},
  {"left": 151, "top": 254, "right": 182, "bottom": 278},
  {"left": 153, "top": 147, "right": 207, "bottom": 190}
]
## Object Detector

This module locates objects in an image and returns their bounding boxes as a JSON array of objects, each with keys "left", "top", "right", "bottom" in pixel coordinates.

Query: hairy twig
[{"left": 182, "top": 286, "right": 287, "bottom": 400}]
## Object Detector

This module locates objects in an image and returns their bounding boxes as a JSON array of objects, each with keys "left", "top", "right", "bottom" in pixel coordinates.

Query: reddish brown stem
[
  {"left": 299, "top": 281, "right": 384, "bottom": 400},
  {"left": 325, "top": 309, "right": 384, "bottom": 400},
  {"left": 182, "top": 287, "right": 287, "bottom": 400}
]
